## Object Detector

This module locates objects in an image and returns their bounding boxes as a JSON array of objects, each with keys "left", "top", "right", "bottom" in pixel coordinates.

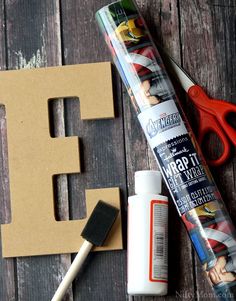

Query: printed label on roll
[
  {"left": 138, "top": 100, "right": 218, "bottom": 216},
  {"left": 138, "top": 100, "right": 188, "bottom": 149}
]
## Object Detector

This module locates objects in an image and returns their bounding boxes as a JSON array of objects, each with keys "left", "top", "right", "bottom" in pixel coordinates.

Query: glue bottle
[{"left": 128, "top": 170, "right": 168, "bottom": 296}]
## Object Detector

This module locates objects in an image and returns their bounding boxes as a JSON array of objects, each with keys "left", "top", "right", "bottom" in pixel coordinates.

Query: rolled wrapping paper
[{"left": 96, "top": 1, "right": 236, "bottom": 300}]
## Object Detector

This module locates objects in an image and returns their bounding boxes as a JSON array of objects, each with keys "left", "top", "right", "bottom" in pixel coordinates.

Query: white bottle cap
[{"left": 135, "top": 170, "right": 162, "bottom": 195}]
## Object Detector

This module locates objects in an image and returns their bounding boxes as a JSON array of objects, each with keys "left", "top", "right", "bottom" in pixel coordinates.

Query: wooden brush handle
[{"left": 51, "top": 240, "right": 93, "bottom": 301}]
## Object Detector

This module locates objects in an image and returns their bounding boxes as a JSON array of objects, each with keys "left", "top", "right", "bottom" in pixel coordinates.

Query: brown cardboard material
[
  {"left": 0, "top": 63, "right": 123, "bottom": 257},
  {"left": 2, "top": 187, "right": 121, "bottom": 257}
]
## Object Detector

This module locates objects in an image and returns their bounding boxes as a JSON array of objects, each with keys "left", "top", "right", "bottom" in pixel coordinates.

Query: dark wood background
[{"left": 0, "top": 0, "right": 236, "bottom": 300}]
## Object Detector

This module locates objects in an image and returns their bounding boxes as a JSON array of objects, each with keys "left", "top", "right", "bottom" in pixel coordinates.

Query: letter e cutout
[{"left": 0, "top": 63, "right": 122, "bottom": 257}]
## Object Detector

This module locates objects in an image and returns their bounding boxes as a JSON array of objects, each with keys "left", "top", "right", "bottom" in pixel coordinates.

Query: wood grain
[
  {"left": 60, "top": 0, "right": 127, "bottom": 300},
  {"left": 0, "top": 0, "right": 16, "bottom": 300},
  {"left": 4, "top": 0, "right": 72, "bottom": 300},
  {"left": 180, "top": 0, "right": 236, "bottom": 300}
]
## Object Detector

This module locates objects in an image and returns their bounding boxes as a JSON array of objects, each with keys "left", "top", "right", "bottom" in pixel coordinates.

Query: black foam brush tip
[{"left": 81, "top": 200, "right": 119, "bottom": 246}]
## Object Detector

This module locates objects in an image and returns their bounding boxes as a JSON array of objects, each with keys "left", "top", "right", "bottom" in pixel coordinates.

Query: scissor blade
[{"left": 160, "top": 50, "right": 196, "bottom": 92}]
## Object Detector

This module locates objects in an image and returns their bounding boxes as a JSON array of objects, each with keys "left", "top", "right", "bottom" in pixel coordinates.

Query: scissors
[{"left": 162, "top": 52, "right": 236, "bottom": 167}]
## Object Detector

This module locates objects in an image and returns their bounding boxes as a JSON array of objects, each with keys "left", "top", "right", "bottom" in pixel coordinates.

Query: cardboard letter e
[{"left": 0, "top": 63, "right": 122, "bottom": 257}]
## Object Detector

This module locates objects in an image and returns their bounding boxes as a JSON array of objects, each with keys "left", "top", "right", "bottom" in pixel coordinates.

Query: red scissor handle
[
  {"left": 188, "top": 85, "right": 232, "bottom": 167},
  {"left": 196, "top": 108, "right": 231, "bottom": 166},
  {"left": 188, "top": 85, "right": 236, "bottom": 145}
]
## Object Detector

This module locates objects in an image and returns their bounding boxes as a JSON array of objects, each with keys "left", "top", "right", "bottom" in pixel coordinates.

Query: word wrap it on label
[{"left": 154, "top": 135, "right": 217, "bottom": 215}]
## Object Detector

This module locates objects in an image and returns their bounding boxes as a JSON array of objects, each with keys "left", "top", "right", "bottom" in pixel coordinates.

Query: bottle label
[{"left": 149, "top": 200, "right": 168, "bottom": 282}]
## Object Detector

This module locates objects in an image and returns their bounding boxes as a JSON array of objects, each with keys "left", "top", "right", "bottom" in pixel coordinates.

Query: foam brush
[{"left": 51, "top": 200, "right": 119, "bottom": 301}]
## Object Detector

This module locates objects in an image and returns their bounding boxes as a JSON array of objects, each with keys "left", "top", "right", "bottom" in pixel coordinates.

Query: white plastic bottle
[{"left": 127, "top": 170, "right": 168, "bottom": 296}]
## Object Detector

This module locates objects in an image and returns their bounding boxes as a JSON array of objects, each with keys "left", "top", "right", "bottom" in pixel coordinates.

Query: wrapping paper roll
[{"left": 96, "top": 1, "right": 236, "bottom": 300}]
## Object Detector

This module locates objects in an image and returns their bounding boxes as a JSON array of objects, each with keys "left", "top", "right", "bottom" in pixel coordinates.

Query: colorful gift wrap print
[
  {"left": 96, "top": 1, "right": 236, "bottom": 299},
  {"left": 183, "top": 202, "right": 236, "bottom": 291}
]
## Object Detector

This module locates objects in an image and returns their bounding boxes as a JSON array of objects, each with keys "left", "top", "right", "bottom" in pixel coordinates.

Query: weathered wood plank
[
  {"left": 0, "top": 100, "right": 16, "bottom": 294},
  {"left": 4, "top": 0, "right": 72, "bottom": 300},
  {"left": 0, "top": 0, "right": 6, "bottom": 71},
  {"left": 0, "top": 0, "right": 16, "bottom": 300},
  {"left": 123, "top": 1, "right": 195, "bottom": 300},
  {"left": 61, "top": 0, "right": 128, "bottom": 300},
  {"left": 180, "top": 0, "right": 236, "bottom": 300},
  {"left": 0, "top": 0, "right": 8, "bottom": 227},
  {"left": 0, "top": 105, "right": 16, "bottom": 301}
]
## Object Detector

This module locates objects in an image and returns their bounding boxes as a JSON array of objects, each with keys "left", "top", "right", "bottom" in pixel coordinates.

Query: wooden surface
[{"left": 0, "top": 0, "right": 235, "bottom": 300}]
